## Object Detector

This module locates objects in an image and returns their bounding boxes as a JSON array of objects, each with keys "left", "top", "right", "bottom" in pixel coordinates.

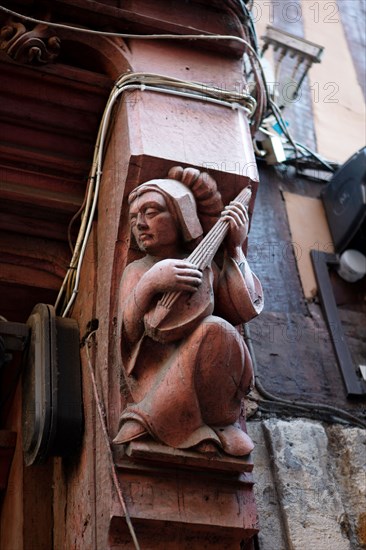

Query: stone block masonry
[{"left": 248, "top": 418, "right": 365, "bottom": 549}]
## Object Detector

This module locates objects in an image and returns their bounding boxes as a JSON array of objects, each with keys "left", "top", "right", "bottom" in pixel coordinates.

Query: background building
[{"left": 0, "top": 1, "right": 365, "bottom": 548}]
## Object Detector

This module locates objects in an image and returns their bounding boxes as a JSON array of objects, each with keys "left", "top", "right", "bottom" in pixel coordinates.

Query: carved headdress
[{"left": 128, "top": 166, "right": 224, "bottom": 246}]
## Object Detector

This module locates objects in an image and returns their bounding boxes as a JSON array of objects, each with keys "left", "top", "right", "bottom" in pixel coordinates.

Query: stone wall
[{"left": 248, "top": 419, "right": 366, "bottom": 549}]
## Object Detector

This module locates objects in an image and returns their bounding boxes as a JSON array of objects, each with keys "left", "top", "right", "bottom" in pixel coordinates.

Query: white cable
[
  {"left": 85, "top": 332, "right": 141, "bottom": 550},
  {"left": 0, "top": 5, "right": 252, "bottom": 48},
  {"left": 62, "top": 86, "right": 121, "bottom": 316},
  {"left": 133, "top": 85, "right": 253, "bottom": 115},
  {"left": 258, "top": 125, "right": 279, "bottom": 138}
]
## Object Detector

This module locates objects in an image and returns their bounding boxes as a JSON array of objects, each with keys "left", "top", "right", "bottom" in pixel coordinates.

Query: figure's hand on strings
[
  {"left": 145, "top": 259, "right": 202, "bottom": 294},
  {"left": 221, "top": 201, "right": 249, "bottom": 257}
]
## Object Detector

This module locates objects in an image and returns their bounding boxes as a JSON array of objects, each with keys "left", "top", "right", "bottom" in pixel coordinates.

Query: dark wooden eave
[
  {"left": 0, "top": 0, "right": 247, "bottom": 56},
  {"left": 0, "top": 57, "right": 112, "bottom": 320}
]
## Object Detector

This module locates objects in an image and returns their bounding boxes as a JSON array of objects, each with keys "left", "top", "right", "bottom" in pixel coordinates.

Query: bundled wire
[
  {"left": 252, "top": 55, "right": 338, "bottom": 172},
  {"left": 115, "top": 72, "right": 257, "bottom": 113},
  {"left": 222, "top": 2, "right": 337, "bottom": 174},
  {"left": 244, "top": 325, "right": 366, "bottom": 430}
]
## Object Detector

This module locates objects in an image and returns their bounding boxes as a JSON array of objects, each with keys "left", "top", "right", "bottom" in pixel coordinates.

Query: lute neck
[{"left": 187, "top": 186, "right": 252, "bottom": 270}]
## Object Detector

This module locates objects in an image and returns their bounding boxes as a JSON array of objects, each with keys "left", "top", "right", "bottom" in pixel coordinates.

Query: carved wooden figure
[{"left": 114, "top": 167, "right": 263, "bottom": 457}]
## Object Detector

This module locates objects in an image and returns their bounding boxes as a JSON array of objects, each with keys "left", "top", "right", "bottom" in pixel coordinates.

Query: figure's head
[
  {"left": 128, "top": 182, "right": 201, "bottom": 256},
  {"left": 128, "top": 167, "right": 223, "bottom": 255}
]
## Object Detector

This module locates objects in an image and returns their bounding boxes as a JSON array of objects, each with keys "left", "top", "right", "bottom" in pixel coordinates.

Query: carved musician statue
[{"left": 113, "top": 167, "right": 263, "bottom": 456}]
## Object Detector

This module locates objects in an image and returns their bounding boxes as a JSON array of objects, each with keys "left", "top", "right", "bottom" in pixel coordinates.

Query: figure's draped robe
[{"left": 119, "top": 254, "right": 263, "bottom": 455}]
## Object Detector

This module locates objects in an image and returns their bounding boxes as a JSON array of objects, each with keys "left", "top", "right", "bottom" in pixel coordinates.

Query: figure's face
[{"left": 129, "top": 191, "right": 180, "bottom": 257}]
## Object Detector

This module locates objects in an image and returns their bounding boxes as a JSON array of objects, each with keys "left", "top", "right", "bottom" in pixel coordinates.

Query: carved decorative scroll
[{"left": 0, "top": 19, "right": 60, "bottom": 64}]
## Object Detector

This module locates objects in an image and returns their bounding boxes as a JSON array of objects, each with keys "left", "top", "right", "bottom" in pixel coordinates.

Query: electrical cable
[
  {"left": 0, "top": 5, "right": 259, "bottom": 47},
  {"left": 244, "top": 324, "right": 366, "bottom": 430},
  {"left": 258, "top": 125, "right": 338, "bottom": 174},
  {"left": 225, "top": 0, "right": 259, "bottom": 54},
  {"left": 243, "top": 22, "right": 331, "bottom": 168},
  {"left": 67, "top": 176, "right": 93, "bottom": 254},
  {"left": 251, "top": 32, "right": 339, "bottom": 172},
  {"left": 115, "top": 72, "right": 257, "bottom": 112},
  {"left": 60, "top": 85, "right": 119, "bottom": 316},
  {"left": 267, "top": 98, "right": 300, "bottom": 161},
  {"left": 133, "top": 84, "right": 253, "bottom": 113},
  {"left": 0, "top": 3, "right": 258, "bottom": 54},
  {"left": 85, "top": 331, "right": 141, "bottom": 550},
  {"left": 294, "top": 141, "right": 336, "bottom": 172}
]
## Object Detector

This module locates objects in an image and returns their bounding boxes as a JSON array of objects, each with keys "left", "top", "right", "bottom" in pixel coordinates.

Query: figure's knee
[
  {"left": 194, "top": 315, "right": 241, "bottom": 347},
  {"left": 190, "top": 316, "right": 245, "bottom": 379}
]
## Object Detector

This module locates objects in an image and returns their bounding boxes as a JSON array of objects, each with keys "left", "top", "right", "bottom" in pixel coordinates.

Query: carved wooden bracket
[{"left": 0, "top": 19, "right": 60, "bottom": 64}]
